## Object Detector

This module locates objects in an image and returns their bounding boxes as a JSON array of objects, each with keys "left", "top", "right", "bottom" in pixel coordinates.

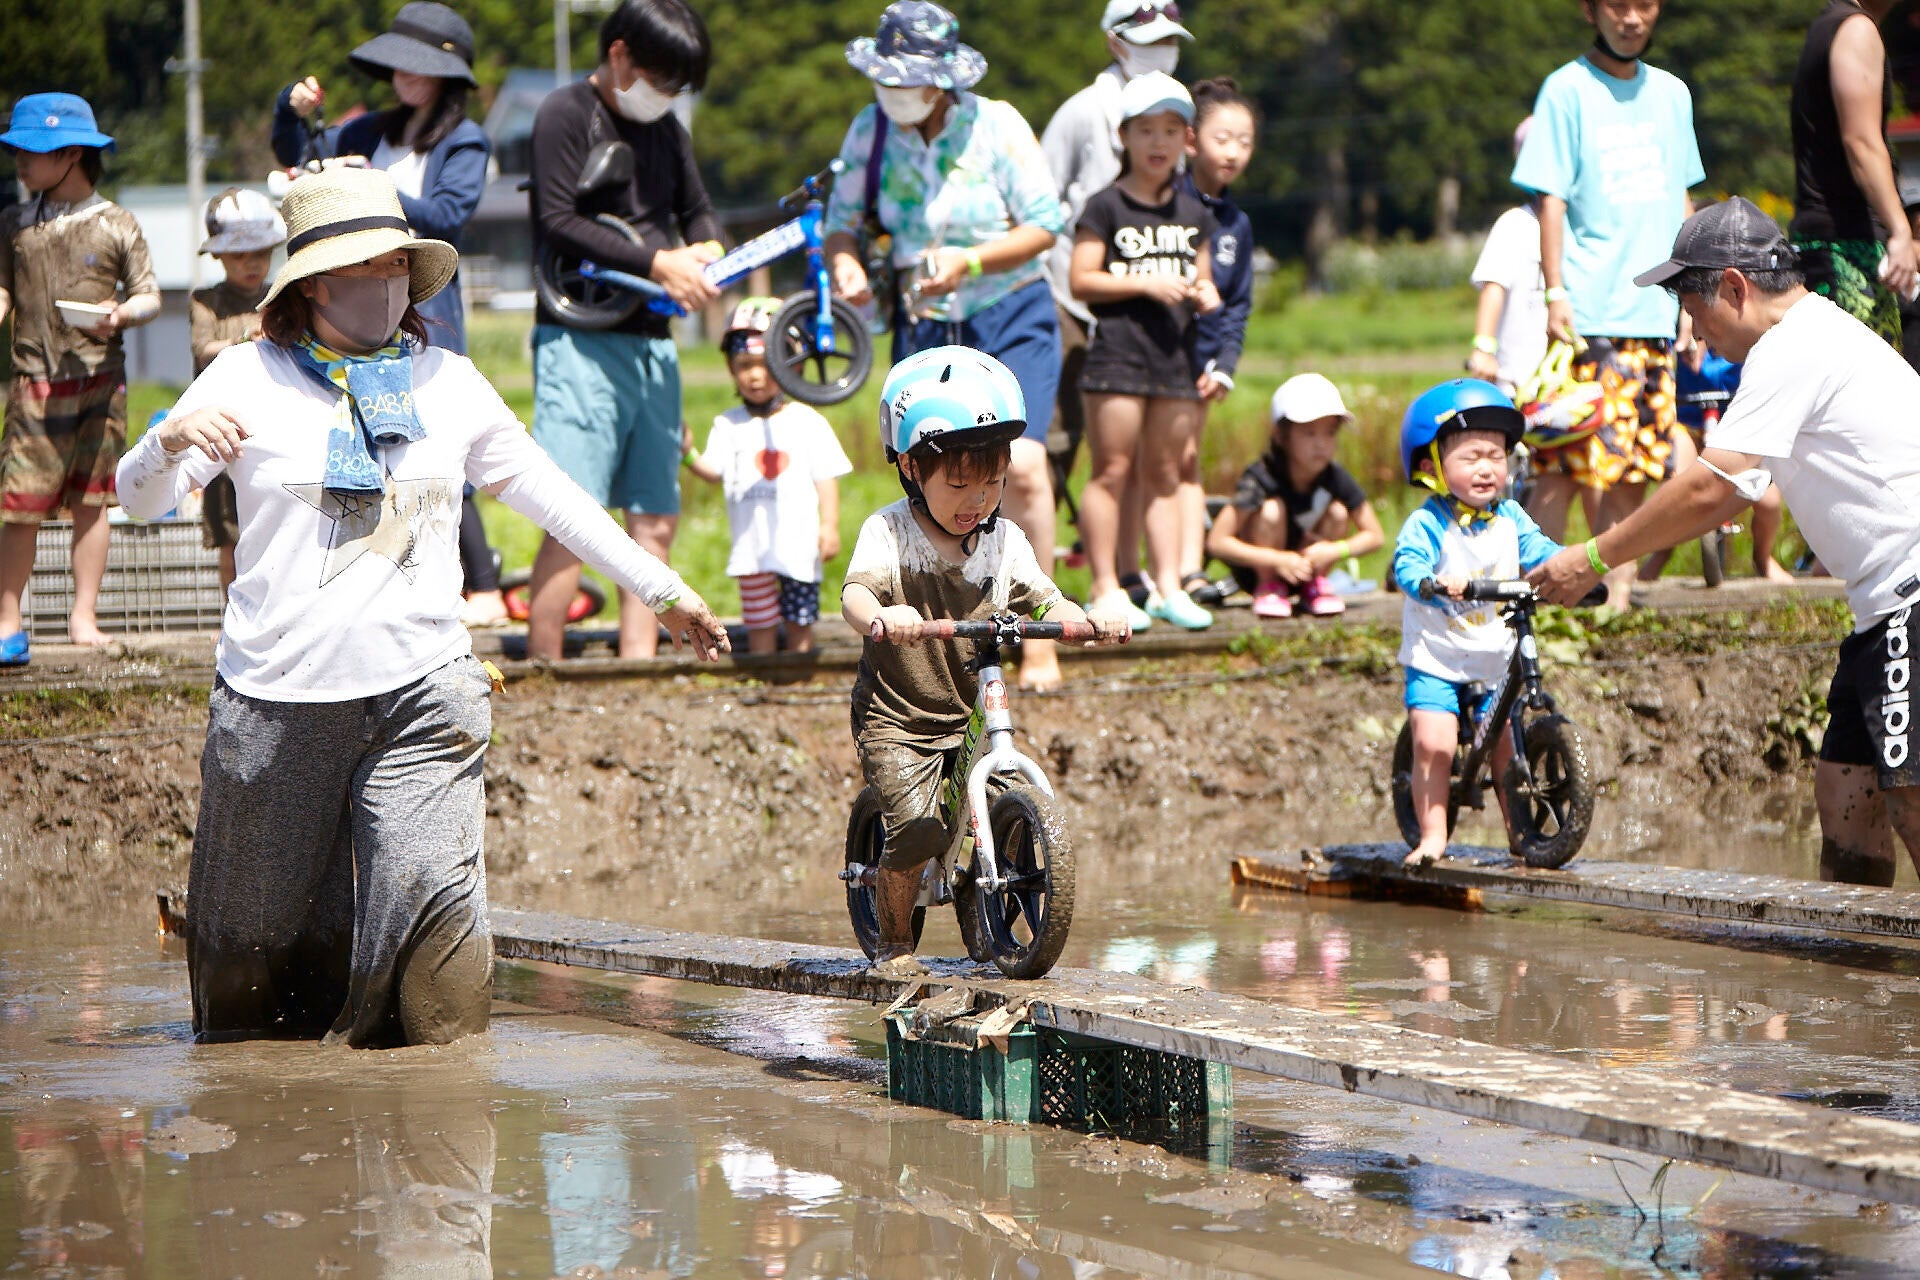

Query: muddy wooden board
[
  {"left": 492, "top": 907, "right": 1920, "bottom": 1207},
  {"left": 1234, "top": 847, "right": 1920, "bottom": 940}
]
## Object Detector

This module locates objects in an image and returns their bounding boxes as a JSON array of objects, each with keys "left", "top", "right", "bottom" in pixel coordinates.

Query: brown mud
[{"left": 0, "top": 636, "right": 1849, "bottom": 924}]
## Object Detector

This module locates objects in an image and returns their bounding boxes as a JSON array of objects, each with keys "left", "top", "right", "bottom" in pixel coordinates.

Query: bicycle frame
[
  {"left": 943, "top": 642, "right": 1054, "bottom": 897},
  {"left": 1455, "top": 594, "right": 1554, "bottom": 813}
]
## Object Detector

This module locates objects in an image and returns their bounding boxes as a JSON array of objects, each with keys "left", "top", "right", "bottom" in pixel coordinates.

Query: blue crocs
[{"left": 0, "top": 629, "right": 27, "bottom": 667}]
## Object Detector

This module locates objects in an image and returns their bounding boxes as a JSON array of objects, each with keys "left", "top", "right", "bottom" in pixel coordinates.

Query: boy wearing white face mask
[
  {"left": 525, "top": 0, "right": 726, "bottom": 663},
  {"left": 1039, "top": 0, "right": 1193, "bottom": 525}
]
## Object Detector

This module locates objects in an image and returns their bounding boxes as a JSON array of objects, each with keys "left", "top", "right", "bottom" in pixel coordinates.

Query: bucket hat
[
  {"left": 1102, "top": 1, "right": 1193, "bottom": 44},
  {"left": 261, "top": 166, "right": 457, "bottom": 309},
  {"left": 349, "top": 2, "right": 478, "bottom": 87},
  {"left": 0, "top": 93, "right": 114, "bottom": 154},
  {"left": 201, "top": 188, "right": 288, "bottom": 255},
  {"left": 846, "top": 2, "right": 986, "bottom": 91}
]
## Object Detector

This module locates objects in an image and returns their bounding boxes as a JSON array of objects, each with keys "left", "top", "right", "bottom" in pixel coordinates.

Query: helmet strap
[{"left": 1416, "top": 440, "right": 1496, "bottom": 527}]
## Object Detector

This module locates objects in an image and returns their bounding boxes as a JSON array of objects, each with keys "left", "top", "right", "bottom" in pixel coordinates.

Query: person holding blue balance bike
[{"left": 1390, "top": 380, "right": 1601, "bottom": 869}]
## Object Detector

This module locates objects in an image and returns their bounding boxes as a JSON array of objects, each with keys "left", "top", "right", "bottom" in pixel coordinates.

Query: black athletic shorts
[{"left": 1821, "top": 599, "right": 1920, "bottom": 790}]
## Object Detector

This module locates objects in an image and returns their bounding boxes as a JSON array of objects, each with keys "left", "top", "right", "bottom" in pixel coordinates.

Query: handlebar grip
[{"left": 1418, "top": 578, "right": 1535, "bottom": 602}]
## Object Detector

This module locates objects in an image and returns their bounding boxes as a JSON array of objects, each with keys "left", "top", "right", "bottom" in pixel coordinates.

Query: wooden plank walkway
[
  {"left": 492, "top": 906, "right": 1920, "bottom": 1207},
  {"left": 1233, "top": 846, "right": 1920, "bottom": 941}
]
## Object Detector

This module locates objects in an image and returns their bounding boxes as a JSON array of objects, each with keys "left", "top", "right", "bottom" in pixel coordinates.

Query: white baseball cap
[
  {"left": 1270, "top": 373, "right": 1352, "bottom": 425},
  {"left": 1102, "top": 0, "right": 1193, "bottom": 44},
  {"left": 1119, "top": 72, "right": 1194, "bottom": 124}
]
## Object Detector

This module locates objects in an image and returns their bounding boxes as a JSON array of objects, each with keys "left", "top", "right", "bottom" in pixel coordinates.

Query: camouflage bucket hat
[{"left": 845, "top": 1, "right": 987, "bottom": 90}]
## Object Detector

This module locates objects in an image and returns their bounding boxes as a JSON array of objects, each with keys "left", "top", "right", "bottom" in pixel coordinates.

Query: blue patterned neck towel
[{"left": 292, "top": 335, "right": 424, "bottom": 498}]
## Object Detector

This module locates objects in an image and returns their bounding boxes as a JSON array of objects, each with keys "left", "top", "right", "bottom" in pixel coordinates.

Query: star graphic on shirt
[{"left": 284, "top": 475, "right": 458, "bottom": 588}]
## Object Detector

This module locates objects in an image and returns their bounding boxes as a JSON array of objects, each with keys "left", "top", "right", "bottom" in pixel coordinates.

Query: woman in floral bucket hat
[
  {"left": 116, "top": 165, "right": 727, "bottom": 1050},
  {"left": 824, "top": 0, "right": 1072, "bottom": 689}
]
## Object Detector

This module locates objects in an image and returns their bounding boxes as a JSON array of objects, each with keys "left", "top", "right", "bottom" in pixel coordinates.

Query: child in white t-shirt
[
  {"left": 1467, "top": 118, "right": 1546, "bottom": 397},
  {"left": 684, "top": 298, "right": 852, "bottom": 653}
]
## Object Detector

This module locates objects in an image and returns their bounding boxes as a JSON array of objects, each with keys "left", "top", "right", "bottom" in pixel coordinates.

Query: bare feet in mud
[
  {"left": 68, "top": 615, "right": 113, "bottom": 646},
  {"left": 1018, "top": 639, "right": 1062, "bottom": 693},
  {"left": 1760, "top": 558, "right": 1795, "bottom": 585},
  {"left": 870, "top": 953, "right": 931, "bottom": 979},
  {"left": 1403, "top": 842, "right": 1445, "bottom": 868}
]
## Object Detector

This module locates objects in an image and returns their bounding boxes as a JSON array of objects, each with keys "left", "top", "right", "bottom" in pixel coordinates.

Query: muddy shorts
[
  {"left": 201, "top": 474, "right": 239, "bottom": 550},
  {"left": 738, "top": 572, "right": 820, "bottom": 629},
  {"left": 1795, "top": 239, "right": 1902, "bottom": 348},
  {"left": 1821, "top": 597, "right": 1920, "bottom": 791},
  {"left": 1, "top": 370, "right": 126, "bottom": 522},
  {"left": 1532, "top": 338, "right": 1677, "bottom": 489},
  {"left": 187, "top": 654, "right": 496, "bottom": 1048},
  {"left": 859, "top": 736, "right": 955, "bottom": 869}
]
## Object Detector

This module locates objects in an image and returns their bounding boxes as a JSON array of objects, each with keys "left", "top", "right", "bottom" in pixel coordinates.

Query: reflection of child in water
[{"left": 681, "top": 298, "right": 851, "bottom": 654}]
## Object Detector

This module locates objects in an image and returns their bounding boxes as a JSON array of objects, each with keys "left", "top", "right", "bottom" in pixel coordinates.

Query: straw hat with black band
[
  {"left": 261, "top": 166, "right": 457, "bottom": 309},
  {"left": 349, "top": 1, "right": 479, "bottom": 87}
]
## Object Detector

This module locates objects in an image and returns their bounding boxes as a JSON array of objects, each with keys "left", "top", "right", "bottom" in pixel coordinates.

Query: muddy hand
[
  {"left": 868, "top": 607, "right": 927, "bottom": 644},
  {"left": 157, "top": 406, "right": 249, "bottom": 463},
  {"left": 661, "top": 595, "right": 729, "bottom": 661}
]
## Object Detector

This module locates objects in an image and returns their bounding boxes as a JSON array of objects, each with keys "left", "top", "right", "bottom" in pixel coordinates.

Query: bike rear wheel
[
  {"left": 1391, "top": 718, "right": 1460, "bottom": 849},
  {"left": 1501, "top": 714, "right": 1596, "bottom": 868},
  {"left": 965, "top": 784, "right": 1075, "bottom": 979},
  {"left": 1700, "top": 528, "right": 1726, "bottom": 588},
  {"left": 767, "top": 293, "right": 873, "bottom": 406},
  {"left": 844, "top": 786, "right": 924, "bottom": 959},
  {"left": 499, "top": 568, "right": 608, "bottom": 624},
  {"left": 533, "top": 213, "right": 645, "bottom": 331}
]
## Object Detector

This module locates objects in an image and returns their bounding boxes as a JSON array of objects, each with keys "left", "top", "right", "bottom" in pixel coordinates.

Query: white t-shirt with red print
[{"left": 702, "top": 400, "right": 853, "bottom": 583}]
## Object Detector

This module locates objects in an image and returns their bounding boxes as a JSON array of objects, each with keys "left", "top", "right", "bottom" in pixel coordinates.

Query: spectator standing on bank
[
  {"left": 191, "top": 188, "right": 286, "bottom": 597},
  {"left": 1468, "top": 118, "right": 1548, "bottom": 398},
  {"left": 0, "top": 93, "right": 159, "bottom": 666},
  {"left": 1512, "top": 0, "right": 1704, "bottom": 609},
  {"left": 273, "top": 1, "right": 507, "bottom": 625},
  {"left": 1040, "top": 0, "right": 1193, "bottom": 497},
  {"left": 525, "top": 0, "right": 723, "bottom": 661},
  {"left": 824, "top": 1, "right": 1068, "bottom": 688},
  {"left": 1789, "top": 0, "right": 1916, "bottom": 346}
]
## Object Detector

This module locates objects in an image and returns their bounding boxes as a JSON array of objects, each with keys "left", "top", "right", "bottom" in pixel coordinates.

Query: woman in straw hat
[{"left": 116, "top": 166, "right": 728, "bottom": 1049}]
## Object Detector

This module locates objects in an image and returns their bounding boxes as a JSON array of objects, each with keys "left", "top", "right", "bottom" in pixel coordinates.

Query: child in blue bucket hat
[{"left": 0, "top": 92, "right": 160, "bottom": 665}]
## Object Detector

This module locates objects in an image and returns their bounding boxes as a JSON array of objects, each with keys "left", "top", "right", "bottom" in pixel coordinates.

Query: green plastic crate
[{"left": 885, "top": 1012, "right": 1232, "bottom": 1129}]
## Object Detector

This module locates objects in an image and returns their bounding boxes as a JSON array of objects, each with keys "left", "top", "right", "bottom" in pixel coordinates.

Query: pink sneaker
[
  {"left": 1251, "top": 580, "right": 1293, "bottom": 619},
  {"left": 1302, "top": 575, "right": 1346, "bottom": 616}
]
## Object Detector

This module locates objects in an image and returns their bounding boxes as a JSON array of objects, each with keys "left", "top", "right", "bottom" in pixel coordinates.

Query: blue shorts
[
  {"left": 894, "top": 279, "right": 1059, "bottom": 443},
  {"left": 531, "top": 325, "right": 682, "bottom": 515},
  {"left": 1405, "top": 669, "right": 1494, "bottom": 718}
]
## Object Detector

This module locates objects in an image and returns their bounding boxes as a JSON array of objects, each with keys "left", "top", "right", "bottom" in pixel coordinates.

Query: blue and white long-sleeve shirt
[
  {"left": 1180, "top": 172, "right": 1252, "bottom": 384},
  {"left": 1393, "top": 496, "right": 1561, "bottom": 685}
]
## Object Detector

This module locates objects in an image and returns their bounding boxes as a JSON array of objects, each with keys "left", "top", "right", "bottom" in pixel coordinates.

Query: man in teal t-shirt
[{"left": 1510, "top": 0, "right": 1704, "bottom": 609}]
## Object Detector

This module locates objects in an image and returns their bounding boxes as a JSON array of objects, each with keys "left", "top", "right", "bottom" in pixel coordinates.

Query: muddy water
[{"left": 9, "top": 826, "right": 1920, "bottom": 1280}]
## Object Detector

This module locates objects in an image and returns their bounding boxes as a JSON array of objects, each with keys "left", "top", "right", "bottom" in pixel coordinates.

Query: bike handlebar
[
  {"left": 867, "top": 617, "right": 1119, "bottom": 644},
  {"left": 1416, "top": 578, "right": 1608, "bottom": 606},
  {"left": 778, "top": 160, "right": 844, "bottom": 212}
]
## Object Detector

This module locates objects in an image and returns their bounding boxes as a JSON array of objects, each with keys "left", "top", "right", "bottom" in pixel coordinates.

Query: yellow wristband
[
  {"left": 965, "top": 249, "right": 983, "bottom": 278},
  {"left": 1584, "top": 538, "right": 1611, "bottom": 576},
  {"left": 1331, "top": 539, "right": 1350, "bottom": 561},
  {"left": 1470, "top": 334, "right": 1499, "bottom": 355},
  {"left": 1544, "top": 285, "right": 1570, "bottom": 304}
]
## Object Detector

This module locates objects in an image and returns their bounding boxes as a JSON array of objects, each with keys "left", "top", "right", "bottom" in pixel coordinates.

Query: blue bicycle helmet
[
  {"left": 1399, "top": 378, "right": 1525, "bottom": 488},
  {"left": 878, "top": 345, "right": 1027, "bottom": 463}
]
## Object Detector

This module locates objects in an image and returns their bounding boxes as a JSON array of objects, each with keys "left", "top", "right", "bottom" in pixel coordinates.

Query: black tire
[
  {"left": 1700, "top": 529, "right": 1726, "bottom": 588},
  {"left": 767, "top": 292, "right": 874, "bottom": 406},
  {"left": 1501, "top": 714, "right": 1596, "bottom": 868},
  {"left": 844, "top": 786, "right": 923, "bottom": 960},
  {"left": 965, "top": 784, "right": 1075, "bottom": 979},
  {"left": 1391, "top": 719, "right": 1459, "bottom": 849},
  {"left": 533, "top": 213, "right": 644, "bottom": 331}
]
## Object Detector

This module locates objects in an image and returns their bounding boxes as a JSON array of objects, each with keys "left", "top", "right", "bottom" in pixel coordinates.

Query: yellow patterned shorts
[{"left": 1533, "top": 338, "right": 1678, "bottom": 489}]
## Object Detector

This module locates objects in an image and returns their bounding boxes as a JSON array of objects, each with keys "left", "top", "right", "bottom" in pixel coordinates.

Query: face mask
[
  {"left": 876, "top": 85, "right": 939, "bottom": 127},
  {"left": 1117, "top": 41, "right": 1179, "bottom": 80},
  {"left": 314, "top": 273, "right": 410, "bottom": 350},
  {"left": 616, "top": 72, "right": 676, "bottom": 123}
]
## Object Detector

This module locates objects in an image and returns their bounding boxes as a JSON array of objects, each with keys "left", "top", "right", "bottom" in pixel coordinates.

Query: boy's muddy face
[
  {"left": 11, "top": 146, "right": 80, "bottom": 194},
  {"left": 908, "top": 455, "right": 1007, "bottom": 539},
  {"left": 217, "top": 250, "right": 274, "bottom": 294},
  {"left": 1436, "top": 429, "right": 1510, "bottom": 510},
  {"left": 728, "top": 350, "right": 775, "bottom": 405}
]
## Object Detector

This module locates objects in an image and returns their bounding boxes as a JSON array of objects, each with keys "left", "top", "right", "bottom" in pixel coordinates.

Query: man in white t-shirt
[
  {"left": 1467, "top": 118, "right": 1547, "bottom": 396},
  {"left": 1531, "top": 197, "right": 1920, "bottom": 885}
]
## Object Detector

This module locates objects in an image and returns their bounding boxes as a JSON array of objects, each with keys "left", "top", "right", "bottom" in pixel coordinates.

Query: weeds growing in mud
[{"left": 0, "top": 685, "right": 202, "bottom": 739}]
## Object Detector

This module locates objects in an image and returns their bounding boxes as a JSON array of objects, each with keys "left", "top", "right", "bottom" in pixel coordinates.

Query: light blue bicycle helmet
[
  {"left": 878, "top": 345, "right": 1027, "bottom": 463},
  {"left": 1399, "top": 378, "right": 1525, "bottom": 491}
]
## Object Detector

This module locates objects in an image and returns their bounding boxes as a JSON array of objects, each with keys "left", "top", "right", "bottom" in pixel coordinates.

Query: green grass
[{"left": 123, "top": 290, "right": 1808, "bottom": 620}]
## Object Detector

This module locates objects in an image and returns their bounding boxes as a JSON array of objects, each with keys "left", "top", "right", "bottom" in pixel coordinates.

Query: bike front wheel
[
  {"left": 965, "top": 784, "right": 1075, "bottom": 980},
  {"left": 1501, "top": 714, "right": 1596, "bottom": 868},
  {"left": 844, "top": 786, "right": 924, "bottom": 959},
  {"left": 768, "top": 293, "right": 874, "bottom": 406},
  {"left": 533, "top": 213, "right": 645, "bottom": 331},
  {"left": 1391, "top": 718, "right": 1460, "bottom": 849}
]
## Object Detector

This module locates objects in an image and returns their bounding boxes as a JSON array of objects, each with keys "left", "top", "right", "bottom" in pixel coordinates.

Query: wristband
[
  {"left": 1470, "top": 334, "right": 1499, "bottom": 355},
  {"left": 680, "top": 450, "right": 695, "bottom": 469},
  {"left": 965, "top": 249, "right": 984, "bottom": 279},
  {"left": 1584, "top": 537, "right": 1611, "bottom": 576},
  {"left": 1331, "top": 539, "right": 1350, "bottom": 561},
  {"left": 1544, "top": 285, "right": 1570, "bottom": 303}
]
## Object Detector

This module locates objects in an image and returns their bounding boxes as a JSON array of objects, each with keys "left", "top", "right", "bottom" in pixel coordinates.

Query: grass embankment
[{"left": 127, "top": 286, "right": 1806, "bottom": 621}]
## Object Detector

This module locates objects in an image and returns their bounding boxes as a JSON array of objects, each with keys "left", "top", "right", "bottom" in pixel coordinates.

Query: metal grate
[{"left": 24, "top": 517, "right": 223, "bottom": 639}]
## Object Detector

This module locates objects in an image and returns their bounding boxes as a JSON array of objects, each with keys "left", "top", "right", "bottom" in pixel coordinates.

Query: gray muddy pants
[{"left": 187, "top": 654, "right": 495, "bottom": 1048}]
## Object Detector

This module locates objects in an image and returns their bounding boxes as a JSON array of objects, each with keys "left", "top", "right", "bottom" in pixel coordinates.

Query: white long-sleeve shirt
[{"left": 118, "top": 340, "right": 686, "bottom": 701}]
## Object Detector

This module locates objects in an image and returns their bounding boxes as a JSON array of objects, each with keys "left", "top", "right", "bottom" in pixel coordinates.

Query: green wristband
[{"left": 1584, "top": 538, "right": 1611, "bottom": 576}]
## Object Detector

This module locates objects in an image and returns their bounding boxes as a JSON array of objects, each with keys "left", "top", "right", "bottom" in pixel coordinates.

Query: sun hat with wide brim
[
  {"left": 348, "top": 2, "right": 479, "bottom": 88},
  {"left": 1, "top": 92, "right": 115, "bottom": 153},
  {"left": 261, "top": 165, "right": 457, "bottom": 309},
  {"left": 846, "top": 1, "right": 986, "bottom": 91}
]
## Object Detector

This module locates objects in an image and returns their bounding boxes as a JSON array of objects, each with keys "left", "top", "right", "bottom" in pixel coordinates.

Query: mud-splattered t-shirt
[
  {"left": 189, "top": 280, "right": 268, "bottom": 377},
  {"left": 845, "top": 499, "right": 1064, "bottom": 750},
  {"left": 0, "top": 194, "right": 156, "bottom": 381}
]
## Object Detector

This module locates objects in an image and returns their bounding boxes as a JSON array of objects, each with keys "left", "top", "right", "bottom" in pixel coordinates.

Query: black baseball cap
[{"left": 1633, "top": 196, "right": 1794, "bottom": 289}]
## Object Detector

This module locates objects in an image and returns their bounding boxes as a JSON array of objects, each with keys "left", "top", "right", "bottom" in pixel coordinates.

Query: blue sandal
[{"left": 0, "top": 630, "right": 27, "bottom": 667}]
